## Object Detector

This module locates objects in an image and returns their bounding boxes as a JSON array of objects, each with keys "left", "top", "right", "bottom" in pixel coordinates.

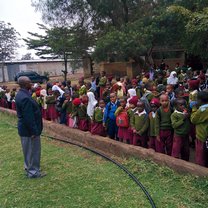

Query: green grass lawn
[{"left": 0, "top": 112, "right": 208, "bottom": 208}]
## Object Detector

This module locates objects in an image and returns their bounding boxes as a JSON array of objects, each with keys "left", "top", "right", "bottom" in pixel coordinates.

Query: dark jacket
[{"left": 16, "top": 89, "right": 43, "bottom": 137}]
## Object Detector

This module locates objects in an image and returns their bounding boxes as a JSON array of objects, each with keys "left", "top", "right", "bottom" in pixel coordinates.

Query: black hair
[
  {"left": 197, "top": 91, "right": 208, "bottom": 103},
  {"left": 145, "top": 82, "right": 152, "bottom": 90},
  {"left": 67, "top": 80, "right": 71, "bottom": 85},
  {"left": 175, "top": 88, "right": 184, "bottom": 95},
  {"left": 115, "top": 76, "right": 120, "bottom": 82},
  {"left": 119, "top": 96, "right": 127, "bottom": 102},
  {"left": 174, "top": 98, "right": 186, "bottom": 108},
  {"left": 157, "top": 78, "right": 163, "bottom": 85}
]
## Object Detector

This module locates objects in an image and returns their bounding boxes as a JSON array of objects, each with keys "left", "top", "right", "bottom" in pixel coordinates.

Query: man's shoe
[{"left": 27, "top": 172, "right": 47, "bottom": 179}]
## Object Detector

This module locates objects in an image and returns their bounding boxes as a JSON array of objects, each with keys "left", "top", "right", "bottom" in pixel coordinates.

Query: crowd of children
[{"left": 0, "top": 64, "right": 208, "bottom": 167}]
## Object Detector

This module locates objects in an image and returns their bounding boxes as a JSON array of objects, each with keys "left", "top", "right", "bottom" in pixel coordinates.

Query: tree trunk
[
  {"left": 122, "top": 0, "right": 129, "bottom": 23},
  {"left": 1, "top": 61, "right": 5, "bottom": 82},
  {"left": 64, "top": 53, "right": 68, "bottom": 82}
]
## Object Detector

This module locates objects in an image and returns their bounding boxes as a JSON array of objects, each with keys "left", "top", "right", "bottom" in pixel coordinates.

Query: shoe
[{"left": 27, "top": 172, "right": 47, "bottom": 179}]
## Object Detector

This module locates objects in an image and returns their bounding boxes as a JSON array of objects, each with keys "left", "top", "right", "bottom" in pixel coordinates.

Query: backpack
[
  {"left": 140, "top": 92, "right": 151, "bottom": 114},
  {"left": 116, "top": 111, "right": 129, "bottom": 128}
]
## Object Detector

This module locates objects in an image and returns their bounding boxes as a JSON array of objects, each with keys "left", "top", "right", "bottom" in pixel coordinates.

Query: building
[{"left": 0, "top": 59, "right": 81, "bottom": 82}]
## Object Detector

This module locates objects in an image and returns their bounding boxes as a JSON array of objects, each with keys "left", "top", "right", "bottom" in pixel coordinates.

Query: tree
[
  {"left": 0, "top": 21, "right": 19, "bottom": 82},
  {"left": 21, "top": 53, "right": 34, "bottom": 60},
  {"left": 24, "top": 24, "right": 92, "bottom": 80},
  {"left": 166, "top": 4, "right": 208, "bottom": 63},
  {"left": 31, "top": 0, "right": 208, "bottom": 70}
]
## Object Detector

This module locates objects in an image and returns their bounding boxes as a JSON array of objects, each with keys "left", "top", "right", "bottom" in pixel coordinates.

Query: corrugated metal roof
[{"left": 0, "top": 59, "right": 80, "bottom": 64}]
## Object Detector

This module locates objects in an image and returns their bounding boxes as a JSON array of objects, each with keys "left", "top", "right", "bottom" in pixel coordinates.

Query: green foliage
[
  {"left": 167, "top": 5, "right": 208, "bottom": 60},
  {"left": 0, "top": 21, "right": 19, "bottom": 61},
  {"left": 31, "top": 0, "right": 208, "bottom": 63},
  {"left": 185, "top": 8, "right": 208, "bottom": 60}
]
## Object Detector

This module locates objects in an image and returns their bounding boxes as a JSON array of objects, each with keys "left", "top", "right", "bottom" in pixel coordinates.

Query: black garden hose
[
  {"left": 4, "top": 121, "right": 156, "bottom": 208},
  {"left": 43, "top": 134, "right": 157, "bottom": 208}
]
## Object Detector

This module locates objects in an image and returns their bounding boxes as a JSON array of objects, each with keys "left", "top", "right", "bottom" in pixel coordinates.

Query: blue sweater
[{"left": 103, "top": 101, "right": 120, "bottom": 123}]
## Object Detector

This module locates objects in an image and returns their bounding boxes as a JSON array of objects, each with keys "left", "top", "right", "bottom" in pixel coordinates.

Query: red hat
[
  {"left": 72, "top": 98, "right": 81, "bottom": 106},
  {"left": 150, "top": 98, "right": 160, "bottom": 107},
  {"left": 129, "top": 96, "right": 139, "bottom": 106},
  {"left": 35, "top": 90, "right": 41, "bottom": 97},
  {"left": 131, "top": 79, "right": 137, "bottom": 85},
  {"left": 188, "top": 79, "right": 200, "bottom": 90}
]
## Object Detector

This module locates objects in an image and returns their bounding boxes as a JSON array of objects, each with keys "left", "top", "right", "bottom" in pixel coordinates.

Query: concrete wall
[
  {"left": 1, "top": 107, "right": 208, "bottom": 177},
  {"left": 25, "top": 62, "right": 71, "bottom": 76},
  {"left": 99, "top": 62, "right": 128, "bottom": 77}
]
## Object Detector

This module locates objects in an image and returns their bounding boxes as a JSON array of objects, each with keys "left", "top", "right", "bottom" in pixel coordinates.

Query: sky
[{"left": 0, "top": 0, "right": 44, "bottom": 59}]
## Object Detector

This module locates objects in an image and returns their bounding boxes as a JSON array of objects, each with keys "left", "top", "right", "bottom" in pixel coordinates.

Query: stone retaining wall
[{"left": 1, "top": 107, "right": 208, "bottom": 177}]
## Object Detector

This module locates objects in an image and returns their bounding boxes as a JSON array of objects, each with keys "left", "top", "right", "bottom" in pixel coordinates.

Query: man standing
[{"left": 15, "top": 76, "right": 45, "bottom": 178}]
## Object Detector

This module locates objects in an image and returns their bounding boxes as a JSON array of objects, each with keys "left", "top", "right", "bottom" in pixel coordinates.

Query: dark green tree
[
  {"left": 0, "top": 21, "right": 19, "bottom": 82},
  {"left": 24, "top": 23, "right": 93, "bottom": 80}
]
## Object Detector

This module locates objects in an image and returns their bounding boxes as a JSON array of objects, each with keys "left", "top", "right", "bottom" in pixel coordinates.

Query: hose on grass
[
  {"left": 43, "top": 134, "right": 156, "bottom": 208},
  {"left": 4, "top": 121, "right": 156, "bottom": 208}
]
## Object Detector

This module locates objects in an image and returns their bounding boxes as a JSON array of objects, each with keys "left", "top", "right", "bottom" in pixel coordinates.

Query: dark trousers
[
  {"left": 107, "top": 119, "right": 118, "bottom": 139},
  {"left": 149, "top": 136, "right": 156, "bottom": 150},
  {"left": 171, "top": 134, "right": 190, "bottom": 161},
  {"left": 156, "top": 129, "right": 173, "bottom": 155},
  {"left": 195, "top": 139, "right": 208, "bottom": 167},
  {"left": 133, "top": 134, "right": 148, "bottom": 148}
]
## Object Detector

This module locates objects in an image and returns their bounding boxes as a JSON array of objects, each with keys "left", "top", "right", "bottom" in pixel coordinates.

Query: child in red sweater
[
  {"left": 115, "top": 97, "right": 128, "bottom": 142},
  {"left": 91, "top": 99, "right": 106, "bottom": 136}
]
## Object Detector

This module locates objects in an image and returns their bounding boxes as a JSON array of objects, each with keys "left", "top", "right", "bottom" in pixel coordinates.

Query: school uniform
[
  {"left": 91, "top": 107, "right": 106, "bottom": 137},
  {"left": 133, "top": 110, "right": 149, "bottom": 147},
  {"left": 191, "top": 105, "right": 208, "bottom": 167},
  {"left": 103, "top": 100, "right": 120, "bottom": 139},
  {"left": 77, "top": 104, "right": 89, "bottom": 131},
  {"left": 46, "top": 95, "right": 58, "bottom": 121},
  {"left": 62, "top": 100, "right": 73, "bottom": 126},
  {"left": 155, "top": 107, "right": 173, "bottom": 155},
  {"left": 115, "top": 107, "right": 129, "bottom": 142},
  {"left": 171, "top": 110, "right": 190, "bottom": 161},
  {"left": 126, "top": 108, "right": 137, "bottom": 144},
  {"left": 99, "top": 76, "right": 107, "bottom": 99},
  {"left": 148, "top": 111, "right": 157, "bottom": 150}
]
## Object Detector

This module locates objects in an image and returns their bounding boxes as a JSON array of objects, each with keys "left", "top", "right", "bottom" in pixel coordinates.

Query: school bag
[
  {"left": 116, "top": 111, "right": 129, "bottom": 128},
  {"left": 140, "top": 92, "right": 151, "bottom": 114}
]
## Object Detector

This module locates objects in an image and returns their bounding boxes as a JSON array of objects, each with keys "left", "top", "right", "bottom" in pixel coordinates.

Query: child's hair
[
  {"left": 99, "top": 99, "right": 105, "bottom": 104},
  {"left": 157, "top": 78, "right": 163, "bottom": 85},
  {"left": 144, "top": 82, "right": 152, "bottom": 91},
  {"left": 115, "top": 76, "right": 120, "bottom": 82},
  {"left": 119, "top": 96, "right": 127, "bottom": 102},
  {"left": 173, "top": 98, "right": 186, "bottom": 108},
  {"left": 166, "top": 84, "right": 173, "bottom": 90},
  {"left": 137, "top": 100, "right": 145, "bottom": 107},
  {"left": 86, "top": 82, "right": 91, "bottom": 90},
  {"left": 175, "top": 88, "right": 184, "bottom": 96},
  {"left": 197, "top": 91, "right": 208, "bottom": 103},
  {"left": 160, "top": 94, "right": 169, "bottom": 101}
]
